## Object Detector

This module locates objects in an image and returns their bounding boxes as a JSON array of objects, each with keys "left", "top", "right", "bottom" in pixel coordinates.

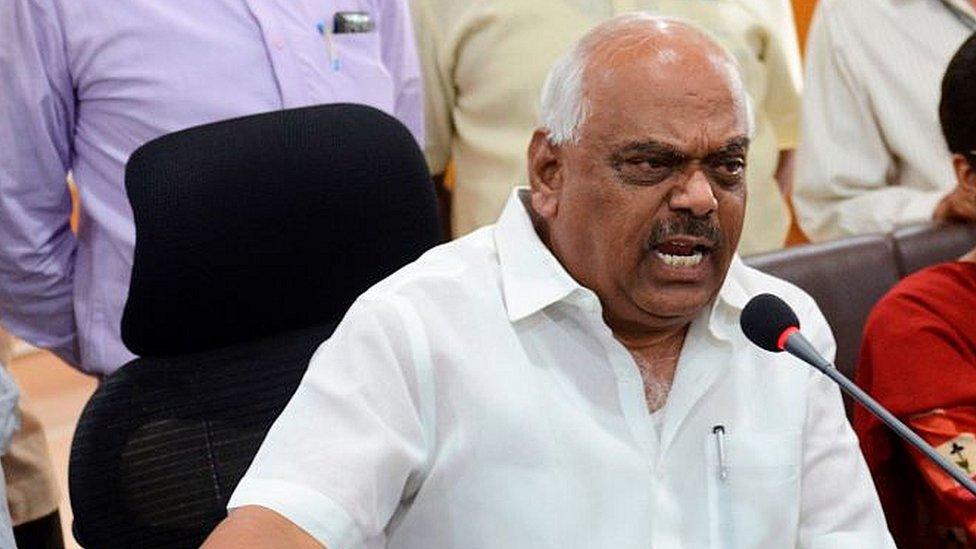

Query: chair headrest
[{"left": 121, "top": 104, "right": 441, "bottom": 357}]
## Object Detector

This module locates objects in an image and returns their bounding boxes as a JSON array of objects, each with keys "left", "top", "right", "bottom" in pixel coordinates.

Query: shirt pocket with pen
[
  {"left": 704, "top": 429, "right": 802, "bottom": 549},
  {"left": 328, "top": 8, "right": 382, "bottom": 65}
]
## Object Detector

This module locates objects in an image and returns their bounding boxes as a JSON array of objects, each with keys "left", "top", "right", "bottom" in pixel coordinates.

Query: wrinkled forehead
[{"left": 580, "top": 26, "right": 750, "bottom": 145}]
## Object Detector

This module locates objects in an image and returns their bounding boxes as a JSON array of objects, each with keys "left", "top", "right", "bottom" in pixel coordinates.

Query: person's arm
[
  {"left": 0, "top": 0, "right": 80, "bottom": 365},
  {"left": 796, "top": 303, "right": 896, "bottom": 548},
  {"left": 758, "top": 2, "right": 801, "bottom": 199},
  {"left": 905, "top": 409, "right": 976, "bottom": 540},
  {"left": 215, "top": 297, "right": 430, "bottom": 548},
  {"left": 409, "top": 0, "right": 453, "bottom": 179},
  {"left": 204, "top": 506, "right": 325, "bottom": 548},
  {"left": 378, "top": 0, "right": 424, "bottom": 147},
  {"left": 762, "top": 0, "right": 803, "bottom": 153},
  {"left": 793, "top": 2, "right": 942, "bottom": 241},
  {"left": 409, "top": 0, "right": 456, "bottom": 237}
]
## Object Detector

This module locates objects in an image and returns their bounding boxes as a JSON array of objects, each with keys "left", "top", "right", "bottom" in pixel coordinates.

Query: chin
[{"left": 633, "top": 285, "right": 717, "bottom": 323}]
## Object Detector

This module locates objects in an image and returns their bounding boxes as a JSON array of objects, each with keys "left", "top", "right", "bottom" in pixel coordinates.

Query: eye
[
  {"left": 627, "top": 154, "right": 684, "bottom": 173},
  {"left": 721, "top": 159, "right": 746, "bottom": 175},
  {"left": 709, "top": 157, "right": 746, "bottom": 177},
  {"left": 626, "top": 157, "right": 670, "bottom": 170}
]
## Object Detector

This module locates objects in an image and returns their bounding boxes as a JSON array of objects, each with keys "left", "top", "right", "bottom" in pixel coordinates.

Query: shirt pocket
[{"left": 705, "top": 430, "right": 801, "bottom": 549}]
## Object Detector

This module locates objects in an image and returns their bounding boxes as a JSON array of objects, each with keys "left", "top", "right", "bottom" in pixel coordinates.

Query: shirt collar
[
  {"left": 706, "top": 255, "right": 750, "bottom": 342},
  {"left": 946, "top": 0, "right": 976, "bottom": 19},
  {"left": 493, "top": 187, "right": 751, "bottom": 334},
  {"left": 494, "top": 189, "right": 584, "bottom": 322}
]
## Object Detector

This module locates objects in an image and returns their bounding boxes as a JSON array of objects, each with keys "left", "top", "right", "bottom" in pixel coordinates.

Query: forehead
[{"left": 581, "top": 41, "right": 749, "bottom": 152}]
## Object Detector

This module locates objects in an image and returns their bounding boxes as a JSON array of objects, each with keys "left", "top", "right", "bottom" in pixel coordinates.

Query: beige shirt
[
  {"left": 412, "top": 0, "right": 803, "bottom": 255},
  {"left": 793, "top": 0, "right": 976, "bottom": 241}
]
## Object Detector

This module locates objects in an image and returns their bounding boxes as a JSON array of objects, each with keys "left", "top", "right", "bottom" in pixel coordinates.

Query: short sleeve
[{"left": 229, "top": 297, "right": 430, "bottom": 549}]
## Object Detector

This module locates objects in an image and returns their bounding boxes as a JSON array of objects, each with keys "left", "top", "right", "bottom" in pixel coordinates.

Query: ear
[
  {"left": 952, "top": 154, "right": 976, "bottom": 191},
  {"left": 527, "top": 129, "right": 564, "bottom": 220}
]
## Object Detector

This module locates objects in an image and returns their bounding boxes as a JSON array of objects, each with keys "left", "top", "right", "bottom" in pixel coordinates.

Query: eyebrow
[
  {"left": 613, "top": 140, "right": 684, "bottom": 158},
  {"left": 708, "top": 136, "right": 751, "bottom": 157},
  {"left": 612, "top": 136, "right": 750, "bottom": 158}
]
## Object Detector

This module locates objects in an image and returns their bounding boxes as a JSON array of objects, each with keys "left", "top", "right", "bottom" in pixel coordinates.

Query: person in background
[
  {"left": 794, "top": 0, "right": 976, "bottom": 241},
  {"left": 0, "top": 330, "right": 24, "bottom": 549},
  {"left": 412, "top": 0, "right": 803, "bottom": 255},
  {"left": 0, "top": 0, "right": 424, "bottom": 377},
  {"left": 854, "top": 33, "right": 976, "bottom": 549},
  {"left": 3, "top": 402, "right": 63, "bottom": 549},
  {"left": 1, "top": 325, "right": 63, "bottom": 549},
  {"left": 203, "top": 15, "right": 892, "bottom": 548}
]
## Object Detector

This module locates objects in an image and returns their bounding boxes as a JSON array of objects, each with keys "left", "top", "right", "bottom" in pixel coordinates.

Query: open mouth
[{"left": 651, "top": 239, "right": 713, "bottom": 268}]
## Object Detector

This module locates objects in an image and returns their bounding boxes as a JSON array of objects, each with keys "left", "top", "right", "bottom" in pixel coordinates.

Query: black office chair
[{"left": 68, "top": 104, "right": 441, "bottom": 548}]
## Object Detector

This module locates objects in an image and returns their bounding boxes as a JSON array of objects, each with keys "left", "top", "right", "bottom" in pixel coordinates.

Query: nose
[{"left": 669, "top": 169, "right": 718, "bottom": 217}]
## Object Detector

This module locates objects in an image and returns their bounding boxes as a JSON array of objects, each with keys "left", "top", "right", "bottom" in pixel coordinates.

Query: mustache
[{"left": 648, "top": 215, "right": 723, "bottom": 248}]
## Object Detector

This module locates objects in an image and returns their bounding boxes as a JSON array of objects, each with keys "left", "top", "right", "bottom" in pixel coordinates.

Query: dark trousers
[{"left": 13, "top": 511, "right": 63, "bottom": 549}]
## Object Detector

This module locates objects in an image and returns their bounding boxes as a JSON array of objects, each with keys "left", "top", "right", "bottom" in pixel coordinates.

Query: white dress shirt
[
  {"left": 230, "top": 189, "right": 894, "bottom": 548},
  {"left": 794, "top": 0, "right": 976, "bottom": 241}
]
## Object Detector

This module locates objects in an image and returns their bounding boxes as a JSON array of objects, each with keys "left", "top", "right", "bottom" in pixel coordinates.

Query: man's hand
[
  {"left": 934, "top": 184, "right": 976, "bottom": 222},
  {"left": 202, "top": 506, "right": 326, "bottom": 548}
]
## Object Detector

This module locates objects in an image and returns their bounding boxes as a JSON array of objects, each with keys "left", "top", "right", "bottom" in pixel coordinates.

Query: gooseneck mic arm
[{"left": 741, "top": 293, "right": 976, "bottom": 498}]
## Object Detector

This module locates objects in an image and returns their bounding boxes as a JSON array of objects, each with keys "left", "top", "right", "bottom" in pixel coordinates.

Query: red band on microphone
[{"left": 777, "top": 326, "right": 800, "bottom": 351}]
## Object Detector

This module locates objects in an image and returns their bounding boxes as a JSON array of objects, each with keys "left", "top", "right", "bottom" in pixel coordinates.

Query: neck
[{"left": 614, "top": 323, "right": 689, "bottom": 357}]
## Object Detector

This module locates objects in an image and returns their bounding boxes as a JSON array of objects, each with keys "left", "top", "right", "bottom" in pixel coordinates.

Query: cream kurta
[
  {"left": 794, "top": 0, "right": 976, "bottom": 241},
  {"left": 412, "top": 0, "right": 803, "bottom": 254}
]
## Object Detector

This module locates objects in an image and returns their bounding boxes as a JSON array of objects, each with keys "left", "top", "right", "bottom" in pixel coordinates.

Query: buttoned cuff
[{"left": 228, "top": 478, "right": 367, "bottom": 549}]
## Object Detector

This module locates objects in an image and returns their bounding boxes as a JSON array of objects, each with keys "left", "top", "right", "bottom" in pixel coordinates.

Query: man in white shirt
[
  {"left": 205, "top": 15, "right": 893, "bottom": 548},
  {"left": 794, "top": 0, "right": 976, "bottom": 241}
]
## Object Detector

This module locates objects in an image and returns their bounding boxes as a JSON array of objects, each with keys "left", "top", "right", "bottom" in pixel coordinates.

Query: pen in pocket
[
  {"left": 315, "top": 20, "right": 341, "bottom": 71},
  {"left": 713, "top": 425, "right": 729, "bottom": 482}
]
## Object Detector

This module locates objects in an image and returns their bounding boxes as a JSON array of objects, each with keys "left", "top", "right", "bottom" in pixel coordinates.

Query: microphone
[{"left": 740, "top": 293, "right": 976, "bottom": 497}]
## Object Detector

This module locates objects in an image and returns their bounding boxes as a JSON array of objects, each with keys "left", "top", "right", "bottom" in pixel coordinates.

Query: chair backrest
[
  {"left": 892, "top": 222, "right": 976, "bottom": 277},
  {"left": 745, "top": 222, "right": 976, "bottom": 416},
  {"left": 69, "top": 104, "right": 441, "bottom": 548}
]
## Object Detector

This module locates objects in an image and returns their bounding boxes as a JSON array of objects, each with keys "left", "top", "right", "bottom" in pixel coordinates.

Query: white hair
[{"left": 539, "top": 13, "right": 756, "bottom": 146}]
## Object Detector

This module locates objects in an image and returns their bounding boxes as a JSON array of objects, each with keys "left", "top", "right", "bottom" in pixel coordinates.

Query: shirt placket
[
  {"left": 569, "top": 296, "right": 659, "bottom": 455},
  {"left": 242, "top": 0, "right": 313, "bottom": 108},
  {"left": 582, "top": 309, "right": 682, "bottom": 546}
]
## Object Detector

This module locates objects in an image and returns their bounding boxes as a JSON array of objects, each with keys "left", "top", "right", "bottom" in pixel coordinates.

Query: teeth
[{"left": 656, "top": 251, "right": 703, "bottom": 268}]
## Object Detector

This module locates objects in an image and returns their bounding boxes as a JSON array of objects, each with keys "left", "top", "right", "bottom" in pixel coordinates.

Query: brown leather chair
[
  {"left": 892, "top": 222, "right": 976, "bottom": 277},
  {"left": 744, "top": 222, "right": 976, "bottom": 417}
]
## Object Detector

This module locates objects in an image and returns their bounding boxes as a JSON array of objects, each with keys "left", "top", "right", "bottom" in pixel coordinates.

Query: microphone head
[{"left": 740, "top": 293, "right": 801, "bottom": 353}]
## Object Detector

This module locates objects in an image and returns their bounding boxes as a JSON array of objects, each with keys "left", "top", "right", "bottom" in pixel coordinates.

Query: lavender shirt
[{"left": 0, "top": 0, "right": 424, "bottom": 375}]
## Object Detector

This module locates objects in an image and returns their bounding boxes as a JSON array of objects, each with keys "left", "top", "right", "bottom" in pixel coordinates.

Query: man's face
[{"left": 530, "top": 40, "right": 749, "bottom": 335}]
